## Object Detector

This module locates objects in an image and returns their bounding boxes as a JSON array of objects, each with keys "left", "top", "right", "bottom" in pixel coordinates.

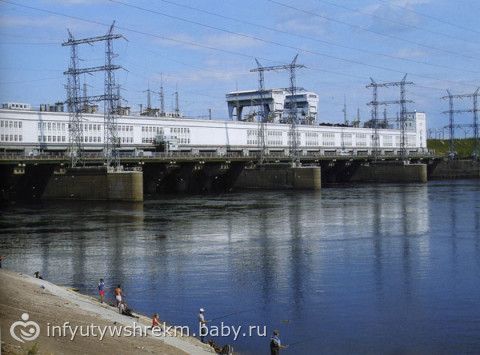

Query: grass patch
[{"left": 427, "top": 138, "right": 479, "bottom": 158}]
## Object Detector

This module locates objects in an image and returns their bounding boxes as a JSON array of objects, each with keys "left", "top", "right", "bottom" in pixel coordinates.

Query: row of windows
[
  {"left": 305, "top": 132, "right": 318, "bottom": 138},
  {"left": 171, "top": 127, "right": 190, "bottom": 134},
  {"left": 83, "top": 123, "right": 101, "bottom": 131},
  {"left": 38, "top": 122, "right": 65, "bottom": 131},
  {"left": 142, "top": 126, "right": 163, "bottom": 133},
  {"left": 247, "top": 129, "right": 258, "bottom": 137},
  {"left": 85, "top": 136, "right": 102, "bottom": 143},
  {"left": 38, "top": 136, "right": 66, "bottom": 143},
  {"left": 118, "top": 125, "right": 133, "bottom": 132},
  {"left": 1, "top": 120, "right": 22, "bottom": 129},
  {"left": 1, "top": 134, "right": 22, "bottom": 142},
  {"left": 267, "top": 131, "right": 282, "bottom": 137},
  {"left": 267, "top": 139, "right": 283, "bottom": 146}
]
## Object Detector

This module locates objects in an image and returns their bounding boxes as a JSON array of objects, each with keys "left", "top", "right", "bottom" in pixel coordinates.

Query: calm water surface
[{"left": 1, "top": 180, "right": 479, "bottom": 354}]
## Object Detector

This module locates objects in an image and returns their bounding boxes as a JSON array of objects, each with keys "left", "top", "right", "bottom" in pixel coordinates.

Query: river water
[{"left": 1, "top": 180, "right": 479, "bottom": 354}]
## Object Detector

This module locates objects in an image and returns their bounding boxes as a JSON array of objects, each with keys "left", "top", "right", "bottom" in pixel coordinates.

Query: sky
[{"left": 0, "top": 0, "right": 479, "bottom": 132}]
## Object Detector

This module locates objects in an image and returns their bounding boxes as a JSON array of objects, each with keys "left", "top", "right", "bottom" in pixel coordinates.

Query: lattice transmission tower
[
  {"left": 442, "top": 88, "right": 480, "bottom": 159},
  {"left": 367, "top": 75, "right": 414, "bottom": 160},
  {"left": 250, "top": 55, "right": 304, "bottom": 165},
  {"left": 63, "top": 22, "right": 125, "bottom": 168}
]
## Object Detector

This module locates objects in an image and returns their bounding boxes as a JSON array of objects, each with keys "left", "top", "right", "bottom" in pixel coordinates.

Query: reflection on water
[{"left": 1, "top": 181, "right": 479, "bottom": 354}]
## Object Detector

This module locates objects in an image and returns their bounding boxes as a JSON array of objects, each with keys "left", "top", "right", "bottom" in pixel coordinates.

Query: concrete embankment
[
  {"left": 234, "top": 164, "right": 321, "bottom": 190},
  {"left": 42, "top": 167, "right": 144, "bottom": 202},
  {"left": 0, "top": 269, "right": 213, "bottom": 355},
  {"left": 349, "top": 162, "right": 427, "bottom": 183},
  {"left": 428, "top": 160, "right": 480, "bottom": 180}
]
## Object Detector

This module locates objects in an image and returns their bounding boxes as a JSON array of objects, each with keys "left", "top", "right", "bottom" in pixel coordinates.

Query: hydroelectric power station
[{"left": 0, "top": 25, "right": 435, "bottom": 202}]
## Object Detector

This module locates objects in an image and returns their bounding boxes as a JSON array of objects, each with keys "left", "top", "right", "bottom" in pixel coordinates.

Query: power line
[
  {"left": 316, "top": 0, "right": 480, "bottom": 46},
  {"left": 376, "top": 0, "right": 480, "bottom": 36},
  {"left": 106, "top": 0, "right": 480, "bottom": 88},
  {"left": 3, "top": 0, "right": 478, "bottom": 90},
  {"left": 150, "top": 0, "right": 480, "bottom": 75},
  {"left": 267, "top": 0, "right": 479, "bottom": 61},
  {"left": 0, "top": 41, "right": 58, "bottom": 45},
  {"left": 0, "top": 76, "right": 63, "bottom": 84}
]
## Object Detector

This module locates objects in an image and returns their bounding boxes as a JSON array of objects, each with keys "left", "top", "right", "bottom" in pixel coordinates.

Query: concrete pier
[
  {"left": 42, "top": 167, "right": 143, "bottom": 201},
  {"left": 350, "top": 162, "right": 427, "bottom": 183},
  {"left": 234, "top": 164, "right": 321, "bottom": 190},
  {"left": 428, "top": 160, "right": 480, "bottom": 180}
]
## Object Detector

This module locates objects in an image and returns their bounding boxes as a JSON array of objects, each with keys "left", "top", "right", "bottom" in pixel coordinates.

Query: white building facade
[{"left": 0, "top": 107, "right": 427, "bottom": 156}]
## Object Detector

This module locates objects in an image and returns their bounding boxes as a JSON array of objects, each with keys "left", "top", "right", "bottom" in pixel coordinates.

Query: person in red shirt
[{"left": 152, "top": 313, "right": 161, "bottom": 329}]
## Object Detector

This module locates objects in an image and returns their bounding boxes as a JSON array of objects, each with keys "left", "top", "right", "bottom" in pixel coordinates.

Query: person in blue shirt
[
  {"left": 98, "top": 278, "right": 105, "bottom": 303},
  {"left": 270, "top": 330, "right": 288, "bottom": 355}
]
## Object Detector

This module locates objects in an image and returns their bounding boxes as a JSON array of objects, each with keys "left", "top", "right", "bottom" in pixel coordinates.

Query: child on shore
[{"left": 98, "top": 279, "right": 105, "bottom": 303}]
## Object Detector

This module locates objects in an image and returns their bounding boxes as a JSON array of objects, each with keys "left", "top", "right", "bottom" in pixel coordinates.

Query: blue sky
[{"left": 0, "top": 0, "right": 479, "bottom": 130}]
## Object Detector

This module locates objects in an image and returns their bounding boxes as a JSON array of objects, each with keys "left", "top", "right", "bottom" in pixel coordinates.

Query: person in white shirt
[{"left": 198, "top": 308, "right": 208, "bottom": 343}]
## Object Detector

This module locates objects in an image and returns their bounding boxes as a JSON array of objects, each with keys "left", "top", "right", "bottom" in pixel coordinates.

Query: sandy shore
[{"left": 0, "top": 269, "right": 214, "bottom": 355}]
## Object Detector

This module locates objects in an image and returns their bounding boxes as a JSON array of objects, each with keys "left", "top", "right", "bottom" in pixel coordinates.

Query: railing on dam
[{"left": 0, "top": 150, "right": 435, "bottom": 163}]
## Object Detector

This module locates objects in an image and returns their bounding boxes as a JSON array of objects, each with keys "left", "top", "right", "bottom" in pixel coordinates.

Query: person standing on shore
[
  {"left": 0, "top": 255, "right": 3, "bottom": 268},
  {"left": 198, "top": 308, "right": 208, "bottom": 343},
  {"left": 114, "top": 285, "right": 123, "bottom": 307},
  {"left": 152, "top": 313, "right": 161, "bottom": 329},
  {"left": 270, "top": 330, "right": 288, "bottom": 355},
  {"left": 98, "top": 278, "right": 105, "bottom": 303}
]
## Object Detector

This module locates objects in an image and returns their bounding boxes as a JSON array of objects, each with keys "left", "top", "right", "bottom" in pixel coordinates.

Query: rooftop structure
[{"left": 226, "top": 89, "right": 318, "bottom": 125}]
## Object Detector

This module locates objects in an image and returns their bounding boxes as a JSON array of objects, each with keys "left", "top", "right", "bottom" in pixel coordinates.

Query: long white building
[{"left": 0, "top": 104, "right": 427, "bottom": 157}]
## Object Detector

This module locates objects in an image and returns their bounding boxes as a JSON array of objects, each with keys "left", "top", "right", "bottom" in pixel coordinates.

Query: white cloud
[
  {"left": 153, "top": 32, "right": 261, "bottom": 51},
  {"left": 393, "top": 48, "right": 428, "bottom": 59},
  {"left": 41, "top": 0, "right": 107, "bottom": 4},
  {"left": 362, "top": 0, "right": 433, "bottom": 33},
  {"left": 277, "top": 11, "right": 328, "bottom": 37},
  {"left": 0, "top": 15, "right": 97, "bottom": 32},
  {"left": 202, "top": 34, "right": 260, "bottom": 50},
  {"left": 153, "top": 67, "right": 246, "bottom": 84},
  {"left": 391, "top": 0, "right": 431, "bottom": 6}
]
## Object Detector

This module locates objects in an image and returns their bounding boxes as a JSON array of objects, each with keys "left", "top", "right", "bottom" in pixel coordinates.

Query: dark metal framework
[
  {"left": 442, "top": 88, "right": 480, "bottom": 159},
  {"left": 62, "top": 22, "right": 125, "bottom": 168},
  {"left": 367, "top": 75, "right": 414, "bottom": 160},
  {"left": 250, "top": 55, "right": 305, "bottom": 165}
]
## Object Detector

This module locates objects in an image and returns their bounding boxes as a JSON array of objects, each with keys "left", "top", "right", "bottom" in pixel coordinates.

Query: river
[{"left": 1, "top": 180, "right": 479, "bottom": 354}]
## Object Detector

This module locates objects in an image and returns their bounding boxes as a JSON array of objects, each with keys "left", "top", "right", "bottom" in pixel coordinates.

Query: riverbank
[{"left": 0, "top": 269, "right": 213, "bottom": 355}]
